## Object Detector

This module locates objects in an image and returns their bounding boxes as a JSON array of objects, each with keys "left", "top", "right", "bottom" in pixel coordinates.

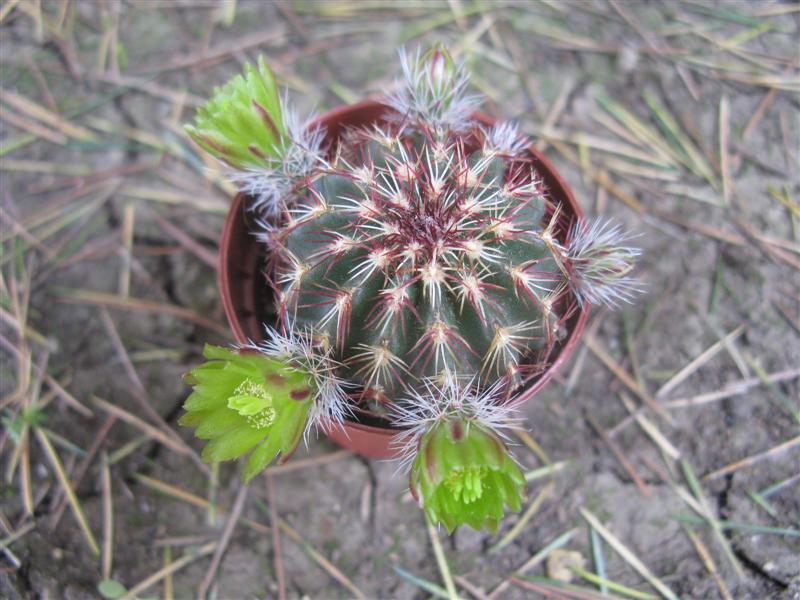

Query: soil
[{"left": 1, "top": 2, "right": 798, "bottom": 599}]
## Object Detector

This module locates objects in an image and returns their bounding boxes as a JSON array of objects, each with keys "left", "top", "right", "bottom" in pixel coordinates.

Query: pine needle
[
  {"left": 101, "top": 453, "right": 113, "bottom": 580},
  {"left": 580, "top": 508, "right": 678, "bottom": 600},
  {"left": 680, "top": 460, "right": 743, "bottom": 577},
  {"left": 488, "top": 527, "right": 578, "bottom": 599},
  {"left": 119, "top": 542, "right": 217, "bottom": 600},
  {"left": 427, "top": 519, "right": 461, "bottom": 600},
  {"left": 490, "top": 482, "right": 554, "bottom": 553},
  {"left": 34, "top": 428, "right": 99, "bottom": 555}
]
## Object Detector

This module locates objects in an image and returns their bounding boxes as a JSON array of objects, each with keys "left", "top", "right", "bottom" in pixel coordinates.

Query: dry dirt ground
[{"left": 1, "top": 1, "right": 799, "bottom": 599}]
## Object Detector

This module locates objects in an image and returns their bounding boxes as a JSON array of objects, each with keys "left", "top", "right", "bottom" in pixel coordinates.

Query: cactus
[
  {"left": 271, "top": 117, "right": 572, "bottom": 401},
  {"left": 183, "top": 47, "right": 641, "bottom": 531}
]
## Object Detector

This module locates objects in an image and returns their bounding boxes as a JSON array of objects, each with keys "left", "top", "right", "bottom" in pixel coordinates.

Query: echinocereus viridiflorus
[
  {"left": 181, "top": 330, "right": 350, "bottom": 481},
  {"left": 183, "top": 45, "right": 641, "bottom": 531}
]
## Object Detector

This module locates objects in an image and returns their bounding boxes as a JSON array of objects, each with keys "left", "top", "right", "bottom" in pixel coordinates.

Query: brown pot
[{"left": 219, "top": 100, "right": 589, "bottom": 459}]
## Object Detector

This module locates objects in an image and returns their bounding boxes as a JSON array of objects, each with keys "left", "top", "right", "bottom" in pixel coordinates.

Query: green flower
[
  {"left": 180, "top": 344, "right": 313, "bottom": 481},
  {"left": 185, "top": 56, "right": 285, "bottom": 170},
  {"left": 410, "top": 419, "right": 526, "bottom": 533}
]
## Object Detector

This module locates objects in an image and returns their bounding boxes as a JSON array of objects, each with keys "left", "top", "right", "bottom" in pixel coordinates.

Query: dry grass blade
[
  {"left": 488, "top": 527, "right": 578, "bottom": 599},
  {"left": 153, "top": 214, "right": 218, "bottom": 269},
  {"left": 767, "top": 186, "right": 800, "bottom": 219},
  {"left": 427, "top": 519, "right": 461, "bottom": 600},
  {"left": 154, "top": 535, "right": 216, "bottom": 548},
  {"left": 691, "top": 303, "right": 750, "bottom": 376},
  {"left": 656, "top": 326, "right": 745, "bottom": 398},
  {"left": 265, "top": 474, "right": 286, "bottom": 600},
  {"left": 773, "top": 300, "right": 800, "bottom": 335},
  {"left": 97, "top": 308, "right": 207, "bottom": 471},
  {"left": 741, "top": 352, "right": 800, "bottom": 422},
  {"left": 743, "top": 89, "right": 778, "bottom": 140},
  {"left": 524, "top": 459, "right": 571, "bottom": 482},
  {"left": 394, "top": 566, "right": 450, "bottom": 598},
  {"left": 43, "top": 373, "right": 94, "bottom": 418},
  {"left": 34, "top": 428, "right": 99, "bottom": 555},
  {"left": 91, "top": 72, "right": 204, "bottom": 107},
  {"left": 0, "top": 207, "right": 59, "bottom": 261},
  {"left": 703, "top": 436, "right": 800, "bottom": 481},
  {"left": 570, "top": 566, "right": 658, "bottom": 599},
  {"left": 117, "top": 184, "right": 228, "bottom": 214},
  {"left": 490, "top": 482, "right": 554, "bottom": 553},
  {"left": 678, "top": 516, "right": 800, "bottom": 538},
  {"left": 0, "top": 88, "right": 96, "bottom": 141},
  {"left": 0, "top": 106, "right": 68, "bottom": 144},
  {"left": 0, "top": 0, "right": 22, "bottom": 23},
  {"left": 17, "top": 427, "right": 34, "bottom": 516},
  {"left": 57, "top": 289, "right": 230, "bottom": 336},
  {"left": 198, "top": 483, "right": 249, "bottom": 600},
  {"left": 642, "top": 90, "right": 719, "bottom": 189},
  {"left": 90, "top": 395, "right": 194, "bottom": 461},
  {"left": 453, "top": 575, "right": 490, "bottom": 600},
  {"left": 600, "top": 157, "right": 681, "bottom": 182},
  {"left": 133, "top": 473, "right": 271, "bottom": 535},
  {"left": 101, "top": 453, "right": 113, "bottom": 580},
  {"left": 580, "top": 508, "right": 678, "bottom": 600},
  {"left": 263, "top": 449, "right": 352, "bottom": 476},
  {"left": 586, "top": 413, "right": 651, "bottom": 496},
  {"left": 512, "top": 428, "right": 551, "bottom": 464},
  {"left": 589, "top": 527, "right": 608, "bottom": 595},
  {"left": 535, "top": 77, "right": 576, "bottom": 153},
  {"left": 119, "top": 542, "right": 218, "bottom": 600},
  {"left": 683, "top": 525, "right": 733, "bottom": 600},
  {"left": 0, "top": 520, "right": 36, "bottom": 551},
  {"left": 140, "top": 459, "right": 369, "bottom": 587},
  {"left": 664, "top": 367, "right": 800, "bottom": 408},
  {"left": 732, "top": 216, "right": 800, "bottom": 270},
  {"left": 513, "top": 17, "right": 616, "bottom": 52},
  {"left": 163, "top": 546, "right": 174, "bottom": 600},
  {"left": 648, "top": 206, "right": 745, "bottom": 246},
  {"left": 595, "top": 97, "right": 677, "bottom": 166},
  {"left": 716, "top": 71, "right": 800, "bottom": 92},
  {"left": 591, "top": 109, "right": 651, "bottom": 149},
  {"left": 277, "top": 516, "right": 368, "bottom": 599},
  {"left": 130, "top": 27, "right": 286, "bottom": 75},
  {"left": 680, "top": 460, "right": 743, "bottom": 577},
  {"left": 719, "top": 95, "right": 731, "bottom": 205},
  {"left": 528, "top": 124, "right": 673, "bottom": 168},
  {"left": 49, "top": 415, "right": 115, "bottom": 528},
  {"left": 510, "top": 576, "right": 619, "bottom": 600},
  {"left": 617, "top": 393, "right": 681, "bottom": 460},
  {"left": 585, "top": 334, "right": 671, "bottom": 422},
  {"left": 119, "top": 204, "right": 134, "bottom": 298},
  {"left": 1, "top": 186, "right": 113, "bottom": 252}
]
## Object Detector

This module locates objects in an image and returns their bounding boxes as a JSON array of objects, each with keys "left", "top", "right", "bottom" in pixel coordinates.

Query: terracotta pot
[{"left": 219, "top": 100, "right": 589, "bottom": 459}]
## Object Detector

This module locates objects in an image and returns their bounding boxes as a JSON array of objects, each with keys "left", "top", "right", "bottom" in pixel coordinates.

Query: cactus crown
[{"left": 183, "top": 47, "right": 641, "bottom": 531}]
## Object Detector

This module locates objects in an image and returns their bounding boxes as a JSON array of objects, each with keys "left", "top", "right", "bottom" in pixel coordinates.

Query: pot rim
[{"left": 219, "top": 99, "right": 590, "bottom": 439}]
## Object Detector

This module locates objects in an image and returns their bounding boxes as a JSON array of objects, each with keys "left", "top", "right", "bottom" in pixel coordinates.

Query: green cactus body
[{"left": 272, "top": 127, "right": 573, "bottom": 403}]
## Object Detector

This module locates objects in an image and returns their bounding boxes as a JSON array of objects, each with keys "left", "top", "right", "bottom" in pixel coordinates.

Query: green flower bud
[
  {"left": 180, "top": 344, "right": 313, "bottom": 481},
  {"left": 184, "top": 56, "right": 285, "bottom": 170},
  {"left": 410, "top": 419, "right": 526, "bottom": 533},
  {"left": 422, "top": 45, "right": 457, "bottom": 94}
]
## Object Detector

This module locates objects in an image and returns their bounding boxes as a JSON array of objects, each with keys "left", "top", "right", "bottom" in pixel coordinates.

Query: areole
[{"left": 218, "top": 100, "right": 589, "bottom": 459}]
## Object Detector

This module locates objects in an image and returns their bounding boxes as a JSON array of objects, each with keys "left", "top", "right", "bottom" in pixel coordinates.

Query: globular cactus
[
  {"left": 183, "top": 47, "right": 641, "bottom": 532},
  {"left": 270, "top": 118, "right": 571, "bottom": 404}
]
